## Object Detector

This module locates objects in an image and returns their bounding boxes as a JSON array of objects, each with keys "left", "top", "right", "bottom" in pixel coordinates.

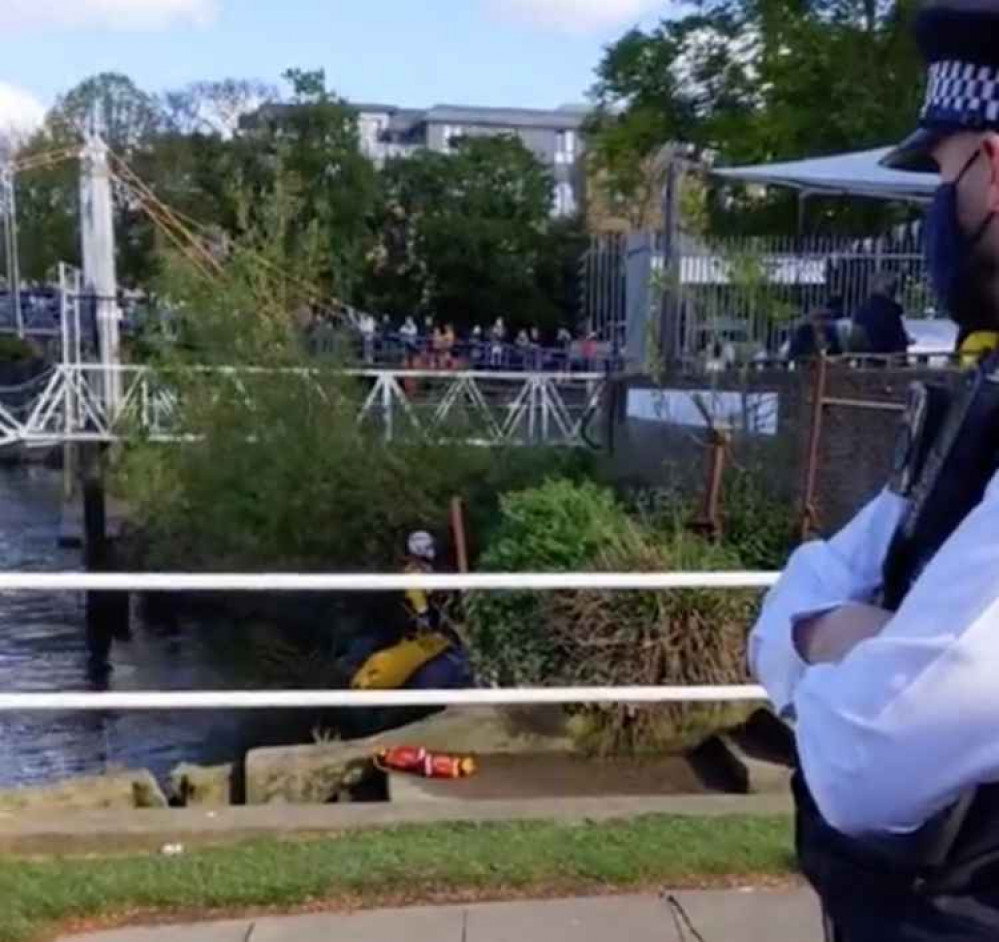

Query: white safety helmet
[{"left": 408, "top": 531, "right": 436, "bottom": 561}]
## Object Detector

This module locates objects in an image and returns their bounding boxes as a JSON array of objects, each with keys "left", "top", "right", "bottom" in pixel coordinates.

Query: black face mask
[{"left": 925, "top": 149, "right": 998, "bottom": 334}]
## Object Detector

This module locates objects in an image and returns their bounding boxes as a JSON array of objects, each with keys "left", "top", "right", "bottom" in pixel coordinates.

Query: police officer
[{"left": 749, "top": 3, "right": 999, "bottom": 939}]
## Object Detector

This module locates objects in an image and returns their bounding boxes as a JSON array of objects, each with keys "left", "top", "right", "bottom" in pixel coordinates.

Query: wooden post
[
  {"left": 799, "top": 355, "right": 829, "bottom": 541},
  {"left": 450, "top": 497, "right": 469, "bottom": 574},
  {"left": 81, "top": 443, "right": 130, "bottom": 667},
  {"left": 690, "top": 429, "right": 730, "bottom": 542}
]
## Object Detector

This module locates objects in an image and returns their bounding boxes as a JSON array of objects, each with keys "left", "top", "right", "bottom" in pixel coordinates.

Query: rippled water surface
[{"left": 0, "top": 466, "right": 323, "bottom": 789}]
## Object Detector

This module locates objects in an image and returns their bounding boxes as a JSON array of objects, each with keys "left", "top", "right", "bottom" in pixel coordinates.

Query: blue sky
[{"left": 0, "top": 0, "right": 671, "bottom": 135}]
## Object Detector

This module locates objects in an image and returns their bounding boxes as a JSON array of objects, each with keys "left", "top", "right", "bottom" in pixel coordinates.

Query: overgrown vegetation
[
  {"left": 115, "top": 187, "right": 590, "bottom": 574},
  {"left": 464, "top": 478, "right": 765, "bottom": 754},
  {"left": 0, "top": 816, "right": 794, "bottom": 942},
  {"left": 545, "top": 535, "right": 757, "bottom": 755}
]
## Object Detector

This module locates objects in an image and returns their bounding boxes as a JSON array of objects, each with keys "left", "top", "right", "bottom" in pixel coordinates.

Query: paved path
[{"left": 59, "top": 892, "right": 823, "bottom": 941}]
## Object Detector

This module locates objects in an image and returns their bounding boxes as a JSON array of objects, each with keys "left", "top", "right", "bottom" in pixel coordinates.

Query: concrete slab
[
  {"left": 62, "top": 920, "right": 253, "bottom": 942},
  {"left": 57, "top": 893, "right": 824, "bottom": 942}
]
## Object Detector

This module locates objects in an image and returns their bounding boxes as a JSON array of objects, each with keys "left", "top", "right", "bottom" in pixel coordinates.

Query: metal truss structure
[{"left": 0, "top": 366, "right": 607, "bottom": 450}]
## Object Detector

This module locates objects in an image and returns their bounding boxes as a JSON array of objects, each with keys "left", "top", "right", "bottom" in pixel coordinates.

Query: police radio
[{"left": 882, "top": 358, "right": 999, "bottom": 611}]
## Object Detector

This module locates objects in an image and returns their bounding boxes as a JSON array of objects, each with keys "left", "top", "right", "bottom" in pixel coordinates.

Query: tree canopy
[
  {"left": 365, "top": 134, "right": 579, "bottom": 331},
  {"left": 587, "top": 0, "right": 924, "bottom": 234},
  {"left": 9, "top": 69, "right": 586, "bottom": 330}
]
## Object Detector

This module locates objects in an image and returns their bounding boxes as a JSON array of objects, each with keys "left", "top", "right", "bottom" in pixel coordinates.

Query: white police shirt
[{"left": 750, "top": 472, "right": 999, "bottom": 838}]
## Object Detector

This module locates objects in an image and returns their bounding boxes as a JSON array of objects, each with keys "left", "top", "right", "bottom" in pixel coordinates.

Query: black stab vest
[{"left": 796, "top": 359, "right": 999, "bottom": 941}]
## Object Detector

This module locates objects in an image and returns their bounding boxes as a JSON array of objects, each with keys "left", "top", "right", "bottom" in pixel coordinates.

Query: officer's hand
[{"left": 794, "top": 604, "right": 893, "bottom": 665}]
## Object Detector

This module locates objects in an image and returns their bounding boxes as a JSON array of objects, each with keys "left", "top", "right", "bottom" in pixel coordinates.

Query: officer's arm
[
  {"left": 793, "top": 604, "right": 893, "bottom": 665},
  {"left": 748, "top": 489, "right": 908, "bottom": 714},
  {"left": 793, "top": 473, "right": 999, "bottom": 836}
]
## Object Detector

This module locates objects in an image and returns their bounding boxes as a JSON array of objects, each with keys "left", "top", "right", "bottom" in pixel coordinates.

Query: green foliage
[
  {"left": 51, "top": 72, "right": 163, "bottom": 153},
  {"left": 365, "top": 134, "right": 579, "bottom": 332},
  {"left": 13, "top": 128, "right": 83, "bottom": 282},
  {"left": 588, "top": 0, "right": 924, "bottom": 235},
  {"left": 0, "top": 335, "right": 34, "bottom": 365},
  {"left": 116, "top": 183, "right": 584, "bottom": 574},
  {"left": 625, "top": 463, "right": 799, "bottom": 574},
  {"left": 465, "top": 479, "right": 638, "bottom": 686},
  {"left": 720, "top": 466, "right": 799, "bottom": 571},
  {"left": 464, "top": 478, "right": 760, "bottom": 753},
  {"left": 234, "top": 69, "right": 378, "bottom": 302}
]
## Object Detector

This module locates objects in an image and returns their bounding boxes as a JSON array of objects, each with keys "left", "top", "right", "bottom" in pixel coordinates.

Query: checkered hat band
[{"left": 922, "top": 60, "right": 999, "bottom": 127}]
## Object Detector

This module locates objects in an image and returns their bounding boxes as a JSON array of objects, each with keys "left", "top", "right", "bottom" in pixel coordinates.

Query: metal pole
[
  {"left": 1, "top": 167, "right": 23, "bottom": 338},
  {"left": 381, "top": 374, "right": 393, "bottom": 442},
  {"left": 79, "top": 134, "right": 121, "bottom": 417},
  {"left": 59, "top": 264, "right": 75, "bottom": 503},
  {"left": 8, "top": 170, "right": 22, "bottom": 339}
]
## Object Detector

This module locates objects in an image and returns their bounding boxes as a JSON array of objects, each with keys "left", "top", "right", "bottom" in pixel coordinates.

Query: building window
[
  {"left": 556, "top": 129, "right": 577, "bottom": 165},
  {"left": 553, "top": 181, "right": 577, "bottom": 217}
]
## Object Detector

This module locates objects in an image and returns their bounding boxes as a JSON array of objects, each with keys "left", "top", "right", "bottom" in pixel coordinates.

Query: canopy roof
[{"left": 713, "top": 147, "right": 939, "bottom": 203}]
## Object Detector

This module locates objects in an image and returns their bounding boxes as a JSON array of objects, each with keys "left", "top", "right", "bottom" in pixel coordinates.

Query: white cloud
[
  {"left": 0, "top": 83, "right": 46, "bottom": 146},
  {"left": 0, "top": 0, "right": 219, "bottom": 33},
  {"left": 487, "top": 0, "right": 666, "bottom": 33}
]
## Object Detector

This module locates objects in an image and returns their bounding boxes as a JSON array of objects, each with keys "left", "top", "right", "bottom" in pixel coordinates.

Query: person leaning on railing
[{"left": 749, "top": 3, "right": 999, "bottom": 939}]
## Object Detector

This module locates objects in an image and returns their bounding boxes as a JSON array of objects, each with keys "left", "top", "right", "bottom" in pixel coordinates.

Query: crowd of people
[
  {"left": 786, "top": 273, "right": 912, "bottom": 361},
  {"left": 346, "top": 313, "right": 617, "bottom": 373}
]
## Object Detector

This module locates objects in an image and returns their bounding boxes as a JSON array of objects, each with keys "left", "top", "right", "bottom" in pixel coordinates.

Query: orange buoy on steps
[{"left": 375, "top": 746, "right": 477, "bottom": 779}]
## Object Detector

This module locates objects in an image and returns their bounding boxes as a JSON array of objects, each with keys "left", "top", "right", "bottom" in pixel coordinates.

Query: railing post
[{"left": 381, "top": 373, "right": 393, "bottom": 442}]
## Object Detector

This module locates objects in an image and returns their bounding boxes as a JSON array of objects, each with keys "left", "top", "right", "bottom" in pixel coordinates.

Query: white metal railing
[
  {"left": 0, "top": 571, "right": 778, "bottom": 711},
  {"left": 0, "top": 364, "right": 607, "bottom": 449},
  {"left": 0, "top": 572, "right": 778, "bottom": 593}
]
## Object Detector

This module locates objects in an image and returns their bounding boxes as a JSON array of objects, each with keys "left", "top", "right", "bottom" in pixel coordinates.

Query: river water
[{"left": 0, "top": 466, "right": 332, "bottom": 791}]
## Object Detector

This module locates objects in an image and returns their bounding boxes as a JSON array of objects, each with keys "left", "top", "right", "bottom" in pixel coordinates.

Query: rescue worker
[
  {"left": 351, "top": 531, "right": 472, "bottom": 691},
  {"left": 402, "top": 530, "right": 443, "bottom": 632},
  {"left": 749, "top": 4, "right": 999, "bottom": 938}
]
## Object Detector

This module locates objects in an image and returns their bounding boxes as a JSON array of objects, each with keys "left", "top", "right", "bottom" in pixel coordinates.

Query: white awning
[{"left": 714, "top": 147, "right": 939, "bottom": 204}]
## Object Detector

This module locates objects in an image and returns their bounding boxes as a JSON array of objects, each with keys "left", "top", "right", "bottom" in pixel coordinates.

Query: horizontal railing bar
[
  {"left": 0, "top": 687, "right": 769, "bottom": 712},
  {"left": 63, "top": 365, "right": 607, "bottom": 382},
  {"left": 0, "top": 572, "right": 780, "bottom": 593}
]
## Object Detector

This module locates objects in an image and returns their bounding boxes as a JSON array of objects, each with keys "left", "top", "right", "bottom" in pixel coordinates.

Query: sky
[{"left": 0, "top": 0, "right": 673, "bottom": 137}]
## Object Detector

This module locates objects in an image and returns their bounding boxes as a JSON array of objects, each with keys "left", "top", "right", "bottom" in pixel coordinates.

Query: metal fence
[
  {"left": 581, "top": 233, "right": 629, "bottom": 343},
  {"left": 584, "top": 229, "right": 931, "bottom": 362}
]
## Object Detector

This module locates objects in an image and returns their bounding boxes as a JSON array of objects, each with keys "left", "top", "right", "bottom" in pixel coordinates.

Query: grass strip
[{"left": 0, "top": 814, "right": 795, "bottom": 942}]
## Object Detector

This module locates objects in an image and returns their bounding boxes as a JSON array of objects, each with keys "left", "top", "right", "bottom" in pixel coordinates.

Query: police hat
[{"left": 882, "top": 0, "right": 999, "bottom": 172}]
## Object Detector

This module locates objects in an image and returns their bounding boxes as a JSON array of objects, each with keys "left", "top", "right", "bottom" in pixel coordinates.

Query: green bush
[
  {"left": 464, "top": 478, "right": 759, "bottom": 754},
  {"left": 0, "top": 335, "right": 34, "bottom": 365},
  {"left": 624, "top": 465, "right": 798, "bottom": 572},
  {"left": 464, "top": 479, "right": 643, "bottom": 686},
  {"left": 116, "top": 374, "right": 586, "bottom": 573}
]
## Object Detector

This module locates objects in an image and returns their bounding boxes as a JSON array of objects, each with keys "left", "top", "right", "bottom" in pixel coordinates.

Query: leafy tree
[
  {"left": 588, "top": 0, "right": 924, "bottom": 235},
  {"left": 232, "top": 68, "right": 378, "bottom": 302},
  {"left": 366, "top": 134, "right": 579, "bottom": 332},
  {"left": 50, "top": 72, "right": 163, "bottom": 154},
  {"left": 161, "top": 79, "right": 277, "bottom": 137},
  {"left": 14, "top": 73, "right": 168, "bottom": 285}
]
